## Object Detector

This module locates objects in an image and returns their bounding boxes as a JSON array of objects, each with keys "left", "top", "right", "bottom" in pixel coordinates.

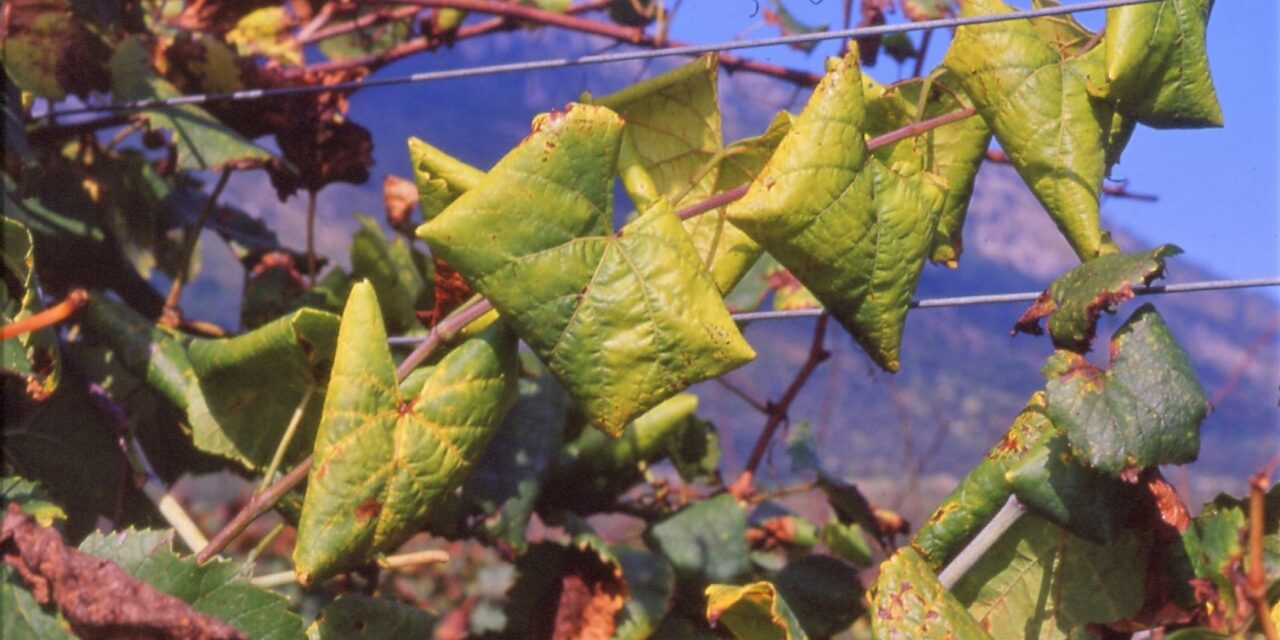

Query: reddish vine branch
[
  {"left": 0, "top": 289, "right": 89, "bottom": 341},
  {"left": 295, "top": 0, "right": 822, "bottom": 86},
  {"left": 730, "top": 313, "right": 831, "bottom": 499},
  {"left": 1246, "top": 461, "right": 1278, "bottom": 640}
]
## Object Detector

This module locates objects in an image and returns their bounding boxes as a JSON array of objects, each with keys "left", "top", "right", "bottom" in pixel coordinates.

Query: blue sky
[{"left": 667, "top": 0, "right": 1279, "bottom": 290}]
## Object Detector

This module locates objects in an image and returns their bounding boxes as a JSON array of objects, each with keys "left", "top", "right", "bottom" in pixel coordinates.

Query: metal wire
[
  {"left": 385, "top": 276, "right": 1280, "bottom": 344},
  {"left": 50, "top": 0, "right": 1158, "bottom": 117}
]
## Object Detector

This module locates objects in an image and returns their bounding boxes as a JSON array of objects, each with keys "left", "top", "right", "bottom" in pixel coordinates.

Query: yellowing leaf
[
  {"left": 293, "top": 281, "right": 518, "bottom": 585},
  {"left": 943, "top": 0, "right": 1112, "bottom": 260},
  {"left": 226, "top": 7, "right": 301, "bottom": 67},
  {"left": 1107, "top": 0, "right": 1223, "bottom": 128},
  {"left": 870, "top": 546, "right": 992, "bottom": 639},
  {"left": 406, "top": 137, "right": 483, "bottom": 223},
  {"left": 706, "top": 581, "right": 808, "bottom": 640},
  {"left": 419, "top": 105, "right": 754, "bottom": 435},
  {"left": 727, "top": 49, "right": 941, "bottom": 372},
  {"left": 595, "top": 56, "right": 772, "bottom": 294}
]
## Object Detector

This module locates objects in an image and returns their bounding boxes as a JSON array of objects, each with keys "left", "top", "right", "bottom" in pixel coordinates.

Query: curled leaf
[
  {"left": 727, "top": 48, "right": 941, "bottom": 372},
  {"left": 419, "top": 105, "right": 754, "bottom": 435},
  {"left": 1013, "top": 244, "right": 1182, "bottom": 352},
  {"left": 1107, "top": 0, "right": 1223, "bottom": 128},
  {"left": 705, "top": 581, "right": 808, "bottom": 640},
  {"left": 293, "top": 281, "right": 518, "bottom": 585}
]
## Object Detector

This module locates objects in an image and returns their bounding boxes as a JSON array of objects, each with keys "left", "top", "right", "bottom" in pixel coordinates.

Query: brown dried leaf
[
  {"left": 269, "top": 119, "right": 374, "bottom": 199},
  {"left": 382, "top": 174, "right": 419, "bottom": 231},
  {"left": 415, "top": 257, "right": 474, "bottom": 329},
  {"left": 0, "top": 504, "right": 246, "bottom": 640}
]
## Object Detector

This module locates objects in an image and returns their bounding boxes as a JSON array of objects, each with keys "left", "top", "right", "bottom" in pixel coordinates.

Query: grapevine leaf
[
  {"left": 595, "top": 55, "right": 772, "bottom": 294},
  {"left": 1178, "top": 503, "right": 1247, "bottom": 630},
  {"left": 225, "top": 7, "right": 301, "bottom": 66},
  {"left": 543, "top": 393, "right": 700, "bottom": 513},
  {"left": 1106, "top": 0, "right": 1223, "bottom": 128},
  {"left": 418, "top": 104, "right": 754, "bottom": 435},
  {"left": 407, "top": 137, "right": 483, "bottom": 223},
  {"left": 822, "top": 518, "right": 873, "bottom": 567},
  {"left": 943, "top": 0, "right": 1112, "bottom": 260},
  {"left": 912, "top": 392, "right": 1055, "bottom": 569},
  {"left": 1204, "top": 484, "right": 1280, "bottom": 583},
  {"left": 773, "top": 555, "right": 864, "bottom": 638},
  {"left": 1013, "top": 244, "right": 1183, "bottom": 352},
  {"left": 1043, "top": 304, "right": 1208, "bottom": 474},
  {"left": 863, "top": 73, "right": 993, "bottom": 266},
  {"left": 0, "top": 476, "right": 66, "bottom": 527},
  {"left": 3, "top": 1, "right": 109, "bottom": 100},
  {"left": 870, "top": 546, "right": 993, "bottom": 639},
  {"left": 764, "top": 0, "right": 829, "bottom": 52},
  {"left": 705, "top": 581, "right": 808, "bottom": 640},
  {"left": 81, "top": 294, "right": 194, "bottom": 411},
  {"left": 306, "top": 595, "right": 435, "bottom": 639},
  {"left": 109, "top": 36, "right": 273, "bottom": 171},
  {"left": 1, "top": 217, "right": 61, "bottom": 399},
  {"left": 316, "top": 10, "right": 412, "bottom": 62},
  {"left": 79, "top": 527, "right": 305, "bottom": 640},
  {"left": 350, "top": 214, "right": 430, "bottom": 335},
  {"left": 425, "top": 367, "right": 570, "bottom": 552},
  {"left": 614, "top": 548, "right": 677, "bottom": 640},
  {"left": 950, "top": 513, "right": 1148, "bottom": 638},
  {"left": 647, "top": 493, "right": 750, "bottom": 584},
  {"left": 293, "top": 282, "right": 518, "bottom": 585},
  {"left": 1, "top": 565, "right": 73, "bottom": 640},
  {"left": 727, "top": 49, "right": 942, "bottom": 372},
  {"left": 1004, "top": 431, "right": 1139, "bottom": 544},
  {"left": 186, "top": 308, "right": 339, "bottom": 470}
]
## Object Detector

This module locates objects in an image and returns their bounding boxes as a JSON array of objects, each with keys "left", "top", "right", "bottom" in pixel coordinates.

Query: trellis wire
[
  {"left": 49, "top": 0, "right": 1158, "bottom": 117},
  {"left": 385, "top": 277, "right": 1280, "bottom": 345}
]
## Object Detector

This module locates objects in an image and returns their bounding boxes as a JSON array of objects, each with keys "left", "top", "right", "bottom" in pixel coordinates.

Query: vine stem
[
  {"left": 305, "top": 189, "right": 319, "bottom": 287},
  {"left": 937, "top": 496, "right": 1026, "bottom": 589},
  {"left": 1246, "top": 461, "right": 1279, "bottom": 640},
  {"left": 296, "top": 0, "right": 821, "bottom": 86},
  {"left": 126, "top": 436, "right": 210, "bottom": 554},
  {"left": 729, "top": 313, "right": 831, "bottom": 499},
  {"left": 0, "top": 288, "right": 88, "bottom": 341},
  {"left": 196, "top": 296, "right": 492, "bottom": 565},
  {"left": 256, "top": 385, "right": 315, "bottom": 495},
  {"left": 163, "top": 168, "right": 234, "bottom": 319}
]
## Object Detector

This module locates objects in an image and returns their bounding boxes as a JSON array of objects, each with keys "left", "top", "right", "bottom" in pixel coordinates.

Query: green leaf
[
  {"left": 406, "top": 137, "right": 483, "bottom": 223},
  {"left": 306, "top": 595, "right": 435, "bottom": 639},
  {"left": 1003, "top": 431, "right": 1138, "bottom": 544},
  {"left": 109, "top": 36, "right": 273, "bottom": 171},
  {"left": 1043, "top": 304, "right": 1208, "bottom": 474},
  {"left": 0, "top": 476, "right": 66, "bottom": 527},
  {"left": 1014, "top": 245, "right": 1183, "bottom": 351},
  {"left": 773, "top": 555, "right": 864, "bottom": 638},
  {"left": 1, "top": 565, "right": 74, "bottom": 640},
  {"left": 81, "top": 294, "right": 194, "bottom": 411},
  {"left": 647, "top": 493, "right": 750, "bottom": 584},
  {"left": 350, "top": 214, "right": 430, "bottom": 334},
  {"left": 870, "top": 546, "right": 993, "bottom": 639},
  {"left": 595, "top": 55, "right": 771, "bottom": 295},
  {"left": 3, "top": 1, "right": 108, "bottom": 100},
  {"left": 293, "top": 281, "right": 518, "bottom": 585},
  {"left": 418, "top": 105, "right": 754, "bottom": 435},
  {"left": 943, "top": 0, "right": 1113, "bottom": 260},
  {"left": 186, "top": 308, "right": 340, "bottom": 470},
  {"left": 79, "top": 528, "right": 305, "bottom": 639},
  {"left": 1, "top": 216, "right": 61, "bottom": 399},
  {"left": 1179, "top": 503, "right": 1246, "bottom": 625},
  {"left": 615, "top": 547, "right": 677, "bottom": 640},
  {"left": 912, "top": 392, "right": 1055, "bottom": 570},
  {"left": 950, "top": 513, "right": 1148, "bottom": 639},
  {"left": 822, "top": 518, "right": 873, "bottom": 567},
  {"left": 428, "top": 369, "right": 570, "bottom": 552},
  {"left": 545, "top": 393, "right": 701, "bottom": 512},
  {"left": 1106, "top": 0, "right": 1223, "bottom": 128},
  {"left": 705, "top": 581, "right": 809, "bottom": 640},
  {"left": 727, "top": 49, "right": 941, "bottom": 372}
]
